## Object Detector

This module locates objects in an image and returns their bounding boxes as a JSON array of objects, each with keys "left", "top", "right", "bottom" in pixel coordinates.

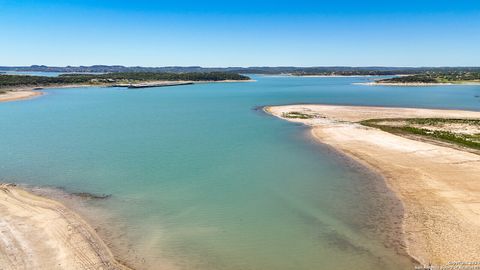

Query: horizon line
[{"left": 2, "top": 65, "right": 480, "bottom": 69}]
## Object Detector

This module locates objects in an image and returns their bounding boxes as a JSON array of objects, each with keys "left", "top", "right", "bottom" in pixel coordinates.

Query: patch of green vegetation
[
  {"left": 360, "top": 118, "right": 480, "bottom": 151},
  {"left": 0, "top": 72, "right": 250, "bottom": 88},
  {"left": 402, "top": 127, "right": 479, "bottom": 149},
  {"left": 283, "top": 112, "right": 314, "bottom": 119},
  {"left": 377, "top": 71, "right": 480, "bottom": 84},
  {"left": 406, "top": 118, "right": 480, "bottom": 126}
]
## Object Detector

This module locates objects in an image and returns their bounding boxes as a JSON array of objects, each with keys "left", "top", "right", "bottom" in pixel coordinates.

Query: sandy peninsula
[
  {"left": 0, "top": 90, "right": 43, "bottom": 102},
  {"left": 0, "top": 184, "right": 130, "bottom": 270},
  {"left": 0, "top": 84, "right": 95, "bottom": 103},
  {"left": 265, "top": 104, "right": 480, "bottom": 266}
]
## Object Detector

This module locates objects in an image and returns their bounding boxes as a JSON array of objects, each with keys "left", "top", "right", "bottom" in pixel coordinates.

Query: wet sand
[
  {"left": 265, "top": 104, "right": 480, "bottom": 266},
  {"left": 0, "top": 184, "right": 130, "bottom": 269}
]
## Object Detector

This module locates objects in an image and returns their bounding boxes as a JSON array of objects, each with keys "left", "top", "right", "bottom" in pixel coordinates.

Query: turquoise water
[{"left": 1, "top": 76, "right": 479, "bottom": 269}]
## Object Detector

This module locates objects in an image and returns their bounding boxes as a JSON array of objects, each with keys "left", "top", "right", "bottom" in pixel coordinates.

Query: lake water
[{"left": 1, "top": 76, "right": 479, "bottom": 269}]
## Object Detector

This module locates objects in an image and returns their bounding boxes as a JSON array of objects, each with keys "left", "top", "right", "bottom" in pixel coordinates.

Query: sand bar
[
  {"left": 0, "top": 184, "right": 130, "bottom": 269},
  {"left": 0, "top": 91, "right": 43, "bottom": 102},
  {"left": 265, "top": 104, "right": 480, "bottom": 266}
]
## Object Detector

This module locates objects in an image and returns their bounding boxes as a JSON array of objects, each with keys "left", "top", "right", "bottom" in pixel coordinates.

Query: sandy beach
[
  {"left": 0, "top": 84, "right": 95, "bottom": 103},
  {"left": 0, "top": 91, "right": 43, "bottom": 102},
  {"left": 265, "top": 104, "right": 480, "bottom": 266},
  {"left": 0, "top": 184, "right": 130, "bottom": 270}
]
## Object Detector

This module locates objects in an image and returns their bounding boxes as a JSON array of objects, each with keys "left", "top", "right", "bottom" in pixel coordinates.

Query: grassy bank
[{"left": 361, "top": 118, "right": 480, "bottom": 151}]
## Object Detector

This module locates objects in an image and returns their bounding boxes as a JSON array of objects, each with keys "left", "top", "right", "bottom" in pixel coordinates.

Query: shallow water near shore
[{"left": 0, "top": 76, "right": 479, "bottom": 269}]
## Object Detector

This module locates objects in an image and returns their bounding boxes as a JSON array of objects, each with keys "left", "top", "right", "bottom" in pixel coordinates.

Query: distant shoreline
[
  {"left": 292, "top": 74, "right": 379, "bottom": 77},
  {"left": 359, "top": 81, "right": 480, "bottom": 86},
  {"left": 0, "top": 79, "right": 255, "bottom": 102},
  {"left": 265, "top": 104, "right": 480, "bottom": 266},
  {"left": 263, "top": 74, "right": 385, "bottom": 78}
]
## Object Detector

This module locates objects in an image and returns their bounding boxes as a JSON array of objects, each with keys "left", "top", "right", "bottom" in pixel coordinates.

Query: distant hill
[{"left": 1, "top": 65, "right": 480, "bottom": 76}]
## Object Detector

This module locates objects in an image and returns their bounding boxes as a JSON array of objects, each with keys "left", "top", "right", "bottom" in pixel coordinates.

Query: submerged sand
[
  {"left": 265, "top": 104, "right": 480, "bottom": 266},
  {"left": 0, "top": 184, "right": 129, "bottom": 269}
]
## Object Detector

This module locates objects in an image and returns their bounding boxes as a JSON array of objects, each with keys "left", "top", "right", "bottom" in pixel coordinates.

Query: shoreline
[
  {"left": 358, "top": 81, "right": 480, "bottom": 86},
  {"left": 0, "top": 79, "right": 255, "bottom": 102},
  {"left": 302, "top": 127, "right": 416, "bottom": 266},
  {"left": 291, "top": 74, "right": 380, "bottom": 77},
  {"left": 261, "top": 74, "right": 383, "bottom": 78},
  {"left": 0, "top": 90, "right": 44, "bottom": 102},
  {"left": 0, "top": 183, "right": 131, "bottom": 269},
  {"left": 265, "top": 104, "right": 480, "bottom": 266}
]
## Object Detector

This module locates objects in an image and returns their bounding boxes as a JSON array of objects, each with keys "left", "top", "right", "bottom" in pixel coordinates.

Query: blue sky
[{"left": 1, "top": 0, "right": 479, "bottom": 67}]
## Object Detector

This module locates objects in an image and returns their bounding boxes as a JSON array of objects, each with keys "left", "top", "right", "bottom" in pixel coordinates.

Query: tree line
[
  {"left": 378, "top": 71, "right": 480, "bottom": 83},
  {"left": 0, "top": 72, "right": 250, "bottom": 88}
]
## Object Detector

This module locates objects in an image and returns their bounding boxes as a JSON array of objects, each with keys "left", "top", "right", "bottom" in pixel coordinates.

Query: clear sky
[{"left": 1, "top": 0, "right": 479, "bottom": 67}]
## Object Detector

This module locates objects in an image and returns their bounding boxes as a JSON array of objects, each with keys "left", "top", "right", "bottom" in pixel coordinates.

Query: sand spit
[
  {"left": 0, "top": 91, "right": 43, "bottom": 102},
  {"left": 0, "top": 184, "right": 130, "bottom": 270},
  {"left": 265, "top": 104, "right": 480, "bottom": 266}
]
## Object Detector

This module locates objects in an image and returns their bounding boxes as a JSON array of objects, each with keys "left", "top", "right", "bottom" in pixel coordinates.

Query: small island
[{"left": 372, "top": 71, "right": 480, "bottom": 86}]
